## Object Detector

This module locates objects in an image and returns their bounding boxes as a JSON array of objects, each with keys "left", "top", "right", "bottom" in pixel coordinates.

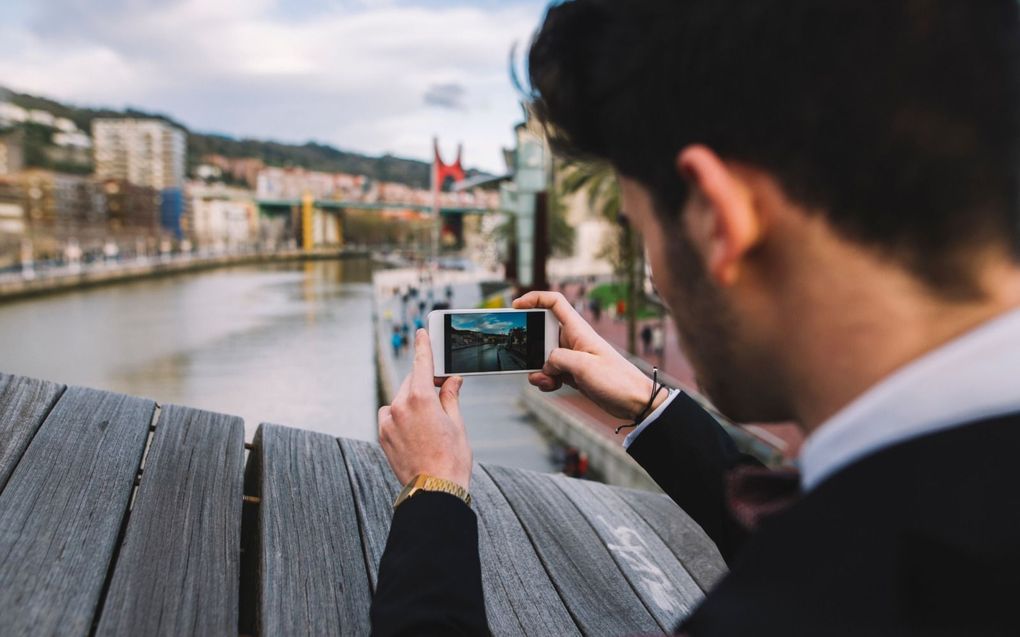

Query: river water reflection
[{"left": 0, "top": 259, "right": 380, "bottom": 441}]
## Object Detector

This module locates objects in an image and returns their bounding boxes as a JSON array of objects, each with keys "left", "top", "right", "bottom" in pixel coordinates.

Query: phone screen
[{"left": 444, "top": 311, "right": 547, "bottom": 374}]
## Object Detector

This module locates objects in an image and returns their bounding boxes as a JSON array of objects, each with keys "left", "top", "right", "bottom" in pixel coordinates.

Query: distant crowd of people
[{"left": 386, "top": 275, "right": 454, "bottom": 358}]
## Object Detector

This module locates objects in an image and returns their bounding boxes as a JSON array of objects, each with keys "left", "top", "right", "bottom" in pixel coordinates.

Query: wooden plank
[
  {"left": 484, "top": 465, "right": 662, "bottom": 636},
  {"left": 258, "top": 423, "right": 373, "bottom": 637},
  {"left": 552, "top": 474, "right": 706, "bottom": 628},
  {"left": 339, "top": 440, "right": 580, "bottom": 634},
  {"left": 337, "top": 438, "right": 402, "bottom": 587},
  {"left": 94, "top": 405, "right": 245, "bottom": 636},
  {"left": 619, "top": 488, "right": 728, "bottom": 592},
  {"left": 471, "top": 466, "right": 581, "bottom": 636},
  {"left": 0, "top": 373, "right": 65, "bottom": 491},
  {"left": 0, "top": 386, "right": 154, "bottom": 636}
]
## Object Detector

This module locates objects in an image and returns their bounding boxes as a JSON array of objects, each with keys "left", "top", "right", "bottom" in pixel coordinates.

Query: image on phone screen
[{"left": 444, "top": 311, "right": 547, "bottom": 374}]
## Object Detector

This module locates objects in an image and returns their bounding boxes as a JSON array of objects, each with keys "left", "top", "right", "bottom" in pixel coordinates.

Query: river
[{"left": 0, "top": 259, "right": 381, "bottom": 441}]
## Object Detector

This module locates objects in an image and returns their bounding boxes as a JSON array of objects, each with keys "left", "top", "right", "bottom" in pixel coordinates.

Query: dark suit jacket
[{"left": 371, "top": 392, "right": 1020, "bottom": 636}]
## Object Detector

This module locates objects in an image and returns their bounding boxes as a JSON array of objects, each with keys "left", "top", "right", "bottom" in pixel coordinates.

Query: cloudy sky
[
  {"left": 451, "top": 311, "right": 526, "bottom": 335},
  {"left": 0, "top": 0, "right": 553, "bottom": 173}
]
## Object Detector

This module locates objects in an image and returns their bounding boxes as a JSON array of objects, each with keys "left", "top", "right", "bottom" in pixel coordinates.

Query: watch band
[{"left": 393, "top": 473, "right": 472, "bottom": 509}]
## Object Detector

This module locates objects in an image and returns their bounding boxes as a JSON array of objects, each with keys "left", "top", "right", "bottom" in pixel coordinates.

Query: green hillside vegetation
[{"left": 1, "top": 87, "right": 479, "bottom": 189}]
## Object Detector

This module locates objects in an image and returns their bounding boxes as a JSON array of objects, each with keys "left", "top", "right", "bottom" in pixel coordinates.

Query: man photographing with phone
[{"left": 373, "top": 0, "right": 1020, "bottom": 634}]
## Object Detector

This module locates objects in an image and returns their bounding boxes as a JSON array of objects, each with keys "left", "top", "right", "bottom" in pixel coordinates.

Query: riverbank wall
[
  {"left": 519, "top": 388, "right": 661, "bottom": 491},
  {"left": 0, "top": 248, "right": 371, "bottom": 303}
]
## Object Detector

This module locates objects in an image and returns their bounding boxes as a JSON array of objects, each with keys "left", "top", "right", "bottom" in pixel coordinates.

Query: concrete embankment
[
  {"left": 520, "top": 387, "right": 661, "bottom": 491},
  {"left": 0, "top": 248, "right": 370, "bottom": 302}
]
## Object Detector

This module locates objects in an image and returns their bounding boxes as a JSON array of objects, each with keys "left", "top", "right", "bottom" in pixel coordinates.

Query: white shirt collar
[{"left": 799, "top": 306, "right": 1020, "bottom": 491}]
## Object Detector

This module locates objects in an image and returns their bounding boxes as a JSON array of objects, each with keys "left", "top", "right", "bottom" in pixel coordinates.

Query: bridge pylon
[{"left": 431, "top": 138, "right": 468, "bottom": 256}]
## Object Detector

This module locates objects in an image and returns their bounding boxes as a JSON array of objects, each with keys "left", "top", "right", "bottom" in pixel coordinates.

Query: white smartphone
[{"left": 428, "top": 308, "right": 560, "bottom": 377}]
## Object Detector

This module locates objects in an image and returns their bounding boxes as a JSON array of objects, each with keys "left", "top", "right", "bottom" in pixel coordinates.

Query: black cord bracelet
[{"left": 615, "top": 367, "right": 667, "bottom": 435}]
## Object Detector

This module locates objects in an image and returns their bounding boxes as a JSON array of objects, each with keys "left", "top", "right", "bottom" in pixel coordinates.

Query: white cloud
[{"left": 0, "top": 0, "right": 546, "bottom": 172}]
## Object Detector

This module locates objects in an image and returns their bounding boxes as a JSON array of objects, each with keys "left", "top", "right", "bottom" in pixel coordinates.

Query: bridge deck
[{"left": 0, "top": 372, "right": 725, "bottom": 636}]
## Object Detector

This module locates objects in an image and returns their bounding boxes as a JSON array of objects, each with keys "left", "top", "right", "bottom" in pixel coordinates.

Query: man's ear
[{"left": 676, "top": 145, "right": 761, "bottom": 287}]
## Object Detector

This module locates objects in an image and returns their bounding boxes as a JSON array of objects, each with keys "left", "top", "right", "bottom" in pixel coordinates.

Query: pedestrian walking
[
  {"left": 589, "top": 297, "right": 602, "bottom": 322},
  {"left": 615, "top": 298, "right": 626, "bottom": 321},
  {"left": 391, "top": 326, "right": 402, "bottom": 358},
  {"left": 640, "top": 324, "right": 653, "bottom": 355}
]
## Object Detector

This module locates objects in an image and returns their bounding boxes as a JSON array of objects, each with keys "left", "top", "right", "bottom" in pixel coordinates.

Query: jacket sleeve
[
  {"left": 626, "top": 391, "right": 760, "bottom": 563},
  {"left": 371, "top": 491, "right": 491, "bottom": 637}
]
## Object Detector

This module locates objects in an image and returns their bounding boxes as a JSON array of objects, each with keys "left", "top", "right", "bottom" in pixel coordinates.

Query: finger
[
  {"left": 513, "top": 291, "right": 596, "bottom": 339},
  {"left": 393, "top": 372, "right": 412, "bottom": 404},
  {"left": 411, "top": 329, "right": 436, "bottom": 391},
  {"left": 377, "top": 406, "right": 392, "bottom": 440},
  {"left": 438, "top": 376, "right": 463, "bottom": 421},
  {"left": 528, "top": 372, "right": 562, "bottom": 392},
  {"left": 543, "top": 347, "right": 593, "bottom": 378}
]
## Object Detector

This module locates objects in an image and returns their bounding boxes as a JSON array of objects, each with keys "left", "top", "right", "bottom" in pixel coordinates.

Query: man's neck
[{"left": 782, "top": 256, "right": 1020, "bottom": 433}]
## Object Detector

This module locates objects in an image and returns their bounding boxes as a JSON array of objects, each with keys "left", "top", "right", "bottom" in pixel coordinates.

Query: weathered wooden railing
[{"left": 0, "top": 372, "right": 725, "bottom": 636}]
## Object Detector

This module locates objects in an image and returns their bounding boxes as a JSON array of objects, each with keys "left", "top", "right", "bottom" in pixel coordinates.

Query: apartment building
[{"left": 92, "top": 118, "right": 186, "bottom": 190}]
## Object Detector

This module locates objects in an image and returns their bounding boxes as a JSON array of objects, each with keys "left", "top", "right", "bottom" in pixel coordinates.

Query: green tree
[{"left": 558, "top": 161, "right": 642, "bottom": 354}]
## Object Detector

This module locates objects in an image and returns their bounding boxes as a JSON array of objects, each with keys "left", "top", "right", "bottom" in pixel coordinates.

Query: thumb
[{"left": 438, "top": 376, "right": 463, "bottom": 421}]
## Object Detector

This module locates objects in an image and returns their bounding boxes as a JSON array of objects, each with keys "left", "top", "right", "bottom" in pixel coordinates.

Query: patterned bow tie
[{"left": 725, "top": 465, "right": 802, "bottom": 532}]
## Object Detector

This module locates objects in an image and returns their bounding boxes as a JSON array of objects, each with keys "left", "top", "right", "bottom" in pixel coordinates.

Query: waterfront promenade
[
  {"left": 0, "top": 247, "right": 367, "bottom": 302},
  {"left": 0, "top": 370, "right": 725, "bottom": 635}
]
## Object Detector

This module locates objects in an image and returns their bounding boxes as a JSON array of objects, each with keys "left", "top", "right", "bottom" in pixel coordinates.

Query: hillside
[{"left": 0, "top": 87, "right": 473, "bottom": 189}]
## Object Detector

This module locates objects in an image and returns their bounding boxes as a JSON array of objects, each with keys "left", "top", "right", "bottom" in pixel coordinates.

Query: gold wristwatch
[{"left": 393, "top": 474, "right": 472, "bottom": 509}]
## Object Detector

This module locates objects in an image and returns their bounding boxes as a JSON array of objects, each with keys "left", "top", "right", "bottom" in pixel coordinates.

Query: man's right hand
[{"left": 513, "top": 291, "right": 669, "bottom": 421}]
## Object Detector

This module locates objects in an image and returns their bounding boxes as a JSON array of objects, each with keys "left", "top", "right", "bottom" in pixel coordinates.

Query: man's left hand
[{"left": 378, "top": 329, "right": 472, "bottom": 490}]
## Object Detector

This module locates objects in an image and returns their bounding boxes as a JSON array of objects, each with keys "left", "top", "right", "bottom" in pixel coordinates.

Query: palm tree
[{"left": 558, "top": 161, "right": 641, "bottom": 354}]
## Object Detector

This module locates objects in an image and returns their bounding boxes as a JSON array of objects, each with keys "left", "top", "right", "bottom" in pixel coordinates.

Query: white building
[
  {"left": 255, "top": 167, "right": 339, "bottom": 200},
  {"left": 53, "top": 131, "right": 92, "bottom": 150},
  {"left": 93, "top": 118, "right": 186, "bottom": 190},
  {"left": 188, "top": 181, "right": 257, "bottom": 250},
  {"left": 0, "top": 102, "right": 28, "bottom": 125},
  {"left": 27, "top": 110, "right": 55, "bottom": 127}
]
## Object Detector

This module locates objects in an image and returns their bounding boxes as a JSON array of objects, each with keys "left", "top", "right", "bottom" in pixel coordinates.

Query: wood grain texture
[
  {"left": 0, "top": 373, "right": 65, "bottom": 491},
  {"left": 94, "top": 405, "right": 245, "bottom": 637},
  {"left": 258, "top": 424, "right": 373, "bottom": 637},
  {"left": 619, "top": 487, "right": 728, "bottom": 592},
  {"left": 552, "top": 474, "right": 705, "bottom": 630},
  {"left": 337, "top": 437, "right": 402, "bottom": 588},
  {"left": 471, "top": 466, "right": 581, "bottom": 637},
  {"left": 0, "top": 385, "right": 154, "bottom": 636},
  {"left": 484, "top": 465, "right": 661, "bottom": 636}
]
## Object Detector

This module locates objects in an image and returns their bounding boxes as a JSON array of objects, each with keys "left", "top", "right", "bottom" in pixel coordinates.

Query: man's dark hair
[{"left": 528, "top": 0, "right": 1020, "bottom": 293}]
